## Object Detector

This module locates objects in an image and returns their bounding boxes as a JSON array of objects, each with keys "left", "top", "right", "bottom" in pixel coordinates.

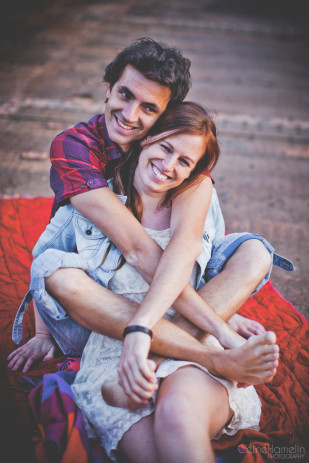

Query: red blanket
[{"left": 0, "top": 198, "right": 308, "bottom": 462}]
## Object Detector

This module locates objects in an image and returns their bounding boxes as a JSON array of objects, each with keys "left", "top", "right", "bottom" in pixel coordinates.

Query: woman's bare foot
[
  {"left": 102, "top": 379, "right": 142, "bottom": 410},
  {"left": 102, "top": 359, "right": 158, "bottom": 410},
  {"left": 209, "top": 331, "right": 279, "bottom": 385},
  {"left": 228, "top": 313, "right": 266, "bottom": 338}
]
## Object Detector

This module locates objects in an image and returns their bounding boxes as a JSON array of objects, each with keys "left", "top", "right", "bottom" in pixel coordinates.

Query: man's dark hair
[{"left": 103, "top": 37, "right": 191, "bottom": 107}]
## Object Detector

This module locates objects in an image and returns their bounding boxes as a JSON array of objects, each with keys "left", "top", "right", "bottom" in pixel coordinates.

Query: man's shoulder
[{"left": 53, "top": 113, "right": 106, "bottom": 144}]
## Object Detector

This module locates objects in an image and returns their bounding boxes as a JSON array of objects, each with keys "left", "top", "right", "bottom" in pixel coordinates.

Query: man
[{"left": 10, "top": 38, "right": 290, "bottom": 400}]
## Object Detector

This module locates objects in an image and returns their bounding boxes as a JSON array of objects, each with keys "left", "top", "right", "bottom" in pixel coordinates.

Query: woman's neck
[{"left": 134, "top": 184, "right": 171, "bottom": 230}]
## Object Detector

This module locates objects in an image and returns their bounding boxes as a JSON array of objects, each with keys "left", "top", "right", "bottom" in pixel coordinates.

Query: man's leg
[
  {"left": 46, "top": 267, "right": 279, "bottom": 386},
  {"left": 198, "top": 238, "right": 272, "bottom": 336}
]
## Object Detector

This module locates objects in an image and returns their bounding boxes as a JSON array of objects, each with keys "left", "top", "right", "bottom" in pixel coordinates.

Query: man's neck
[{"left": 116, "top": 142, "right": 131, "bottom": 154}]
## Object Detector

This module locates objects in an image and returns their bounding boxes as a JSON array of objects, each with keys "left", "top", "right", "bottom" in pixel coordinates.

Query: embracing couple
[{"left": 9, "top": 38, "right": 293, "bottom": 463}]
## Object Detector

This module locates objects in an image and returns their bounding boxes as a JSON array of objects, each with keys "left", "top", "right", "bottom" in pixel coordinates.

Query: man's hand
[
  {"left": 117, "top": 331, "right": 158, "bottom": 405},
  {"left": 7, "top": 333, "right": 56, "bottom": 372}
]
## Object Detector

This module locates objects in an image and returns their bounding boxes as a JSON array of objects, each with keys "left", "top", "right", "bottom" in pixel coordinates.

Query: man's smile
[{"left": 114, "top": 114, "right": 139, "bottom": 132}]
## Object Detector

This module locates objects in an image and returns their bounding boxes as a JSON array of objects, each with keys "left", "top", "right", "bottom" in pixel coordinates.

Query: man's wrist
[{"left": 36, "top": 331, "right": 52, "bottom": 338}]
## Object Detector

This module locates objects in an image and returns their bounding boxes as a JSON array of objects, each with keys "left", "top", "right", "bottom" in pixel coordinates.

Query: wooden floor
[{"left": 0, "top": 0, "right": 308, "bottom": 319}]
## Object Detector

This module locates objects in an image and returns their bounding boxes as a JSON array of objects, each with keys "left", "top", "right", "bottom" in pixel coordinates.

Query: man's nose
[{"left": 122, "top": 102, "right": 139, "bottom": 122}]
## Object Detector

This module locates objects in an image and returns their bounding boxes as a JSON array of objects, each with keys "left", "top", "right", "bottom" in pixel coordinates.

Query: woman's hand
[
  {"left": 7, "top": 333, "right": 56, "bottom": 373},
  {"left": 117, "top": 331, "right": 158, "bottom": 405}
]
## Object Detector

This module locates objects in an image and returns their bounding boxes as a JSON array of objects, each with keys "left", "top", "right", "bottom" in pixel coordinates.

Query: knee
[
  {"left": 238, "top": 239, "right": 272, "bottom": 281},
  {"left": 155, "top": 391, "right": 194, "bottom": 434},
  {"left": 45, "top": 268, "right": 85, "bottom": 298}
]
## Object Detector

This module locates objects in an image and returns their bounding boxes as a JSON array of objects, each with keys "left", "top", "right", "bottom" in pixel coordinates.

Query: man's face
[{"left": 105, "top": 65, "right": 171, "bottom": 152}]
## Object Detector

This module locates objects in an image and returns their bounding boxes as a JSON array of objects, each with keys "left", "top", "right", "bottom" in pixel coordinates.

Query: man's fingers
[
  {"left": 23, "top": 356, "right": 36, "bottom": 373},
  {"left": 10, "top": 354, "right": 26, "bottom": 371},
  {"left": 7, "top": 349, "right": 19, "bottom": 361},
  {"left": 43, "top": 347, "right": 56, "bottom": 361}
]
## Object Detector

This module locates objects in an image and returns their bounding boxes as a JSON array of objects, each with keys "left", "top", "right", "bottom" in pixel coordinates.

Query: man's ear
[{"left": 106, "top": 85, "right": 111, "bottom": 99}]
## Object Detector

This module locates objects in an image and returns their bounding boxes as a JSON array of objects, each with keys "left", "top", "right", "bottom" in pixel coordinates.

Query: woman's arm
[
  {"left": 118, "top": 176, "right": 247, "bottom": 401},
  {"left": 118, "top": 177, "right": 222, "bottom": 392},
  {"left": 126, "top": 177, "right": 213, "bottom": 328}
]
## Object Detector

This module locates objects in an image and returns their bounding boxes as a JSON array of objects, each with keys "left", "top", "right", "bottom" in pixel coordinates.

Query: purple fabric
[{"left": 28, "top": 371, "right": 106, "bottom": 463}]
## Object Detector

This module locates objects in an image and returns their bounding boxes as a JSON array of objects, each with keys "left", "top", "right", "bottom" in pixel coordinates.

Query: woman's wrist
[{"left": 123, "top": 325, "right": 153, "bottom": 340}]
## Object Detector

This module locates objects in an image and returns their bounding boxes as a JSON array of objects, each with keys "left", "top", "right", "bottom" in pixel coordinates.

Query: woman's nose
[{"left": 162, "top": 155, "right": 177, "bottom": 171}]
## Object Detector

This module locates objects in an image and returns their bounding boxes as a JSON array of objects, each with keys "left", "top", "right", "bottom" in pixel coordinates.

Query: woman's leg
[
  {"left": 118, "top": 414, "right": 159, "bottom": 463},
  {"left": 118, "top": 365, "right": 233, "bottom": 463},
  {"left": 154, "top": 366, "right": 233, "bottom": 463}
]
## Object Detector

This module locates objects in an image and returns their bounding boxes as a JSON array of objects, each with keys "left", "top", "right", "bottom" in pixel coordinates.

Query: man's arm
[
  {"left": 71, "top": 188, "right": 162, "bottom": 283},
  {"left": 71, "top": 177, "right": 211, "bottom": 288},
  {"left": 71, "top": 178, "right": 238, "bottom": 338}
]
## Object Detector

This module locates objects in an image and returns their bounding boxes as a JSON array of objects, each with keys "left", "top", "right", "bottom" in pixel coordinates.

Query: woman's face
[{"left": 134, "top": 133, "right": 206, "bottom": 195}]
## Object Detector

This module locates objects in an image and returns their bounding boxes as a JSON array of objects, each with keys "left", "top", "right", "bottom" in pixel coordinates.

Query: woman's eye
[
  {"left": 161, "top": 144, "right": 171, "bottom": 153},
  {"left": 179, "top": 158, "right": 190, "bottom": 166}
]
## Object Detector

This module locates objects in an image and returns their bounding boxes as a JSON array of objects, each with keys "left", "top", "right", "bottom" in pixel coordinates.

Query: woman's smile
[{"left": 151, "top": 163, "right": 171, "bottom": 181}]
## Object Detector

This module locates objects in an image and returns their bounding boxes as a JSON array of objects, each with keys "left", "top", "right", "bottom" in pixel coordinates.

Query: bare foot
[
  {"left": 102, "top": 359, "right": 158, "bottom": 410},
  {"left": 228, "top": 313, "right": 266, "bottom": 338},
  {"left": 215, "top": 322, "right": 246, "bottom": 349},
  {"left": 102, "top": 379, "right": 142, "bottom": 410},
  {"left": 210, "top": 331, "right": 279, "bottom": 385}
]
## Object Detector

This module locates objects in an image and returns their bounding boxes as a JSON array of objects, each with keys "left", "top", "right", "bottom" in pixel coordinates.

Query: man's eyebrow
[
  {"left": 143, "top": 102, "right": 160, "bottom": 112},
  {"left": 118, "top": 84, "right": 160, "bottom": 111}
]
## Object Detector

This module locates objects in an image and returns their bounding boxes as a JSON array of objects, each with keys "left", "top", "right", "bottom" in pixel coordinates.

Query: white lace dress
[{"left": 71, "top": 227, "right": 261, "bottom": 462}]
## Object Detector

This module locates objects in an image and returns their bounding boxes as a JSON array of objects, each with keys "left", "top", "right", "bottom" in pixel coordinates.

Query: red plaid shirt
[{"left": 50, "top": 114, "right": 122, "bottom": 217}]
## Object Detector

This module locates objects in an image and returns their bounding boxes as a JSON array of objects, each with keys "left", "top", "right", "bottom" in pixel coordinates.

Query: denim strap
[
  {"left": 273, "top": 253, "right": 295, "bottom": 271},
  {"left": 12, "top": 290, "right": 33, "bottom": 344}
]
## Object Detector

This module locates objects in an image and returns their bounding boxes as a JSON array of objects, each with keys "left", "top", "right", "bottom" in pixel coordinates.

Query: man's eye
[
  {"left": 144, "top": 106, "right": 156, "bottom": 114},
  {"left": 120, "top": 91, "right": 130, "bottom": 99}
]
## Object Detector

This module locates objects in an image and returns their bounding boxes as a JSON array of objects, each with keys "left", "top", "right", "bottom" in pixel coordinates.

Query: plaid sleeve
[{"left": 50, "top": 128, "right": 109, "bottom": 208}]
